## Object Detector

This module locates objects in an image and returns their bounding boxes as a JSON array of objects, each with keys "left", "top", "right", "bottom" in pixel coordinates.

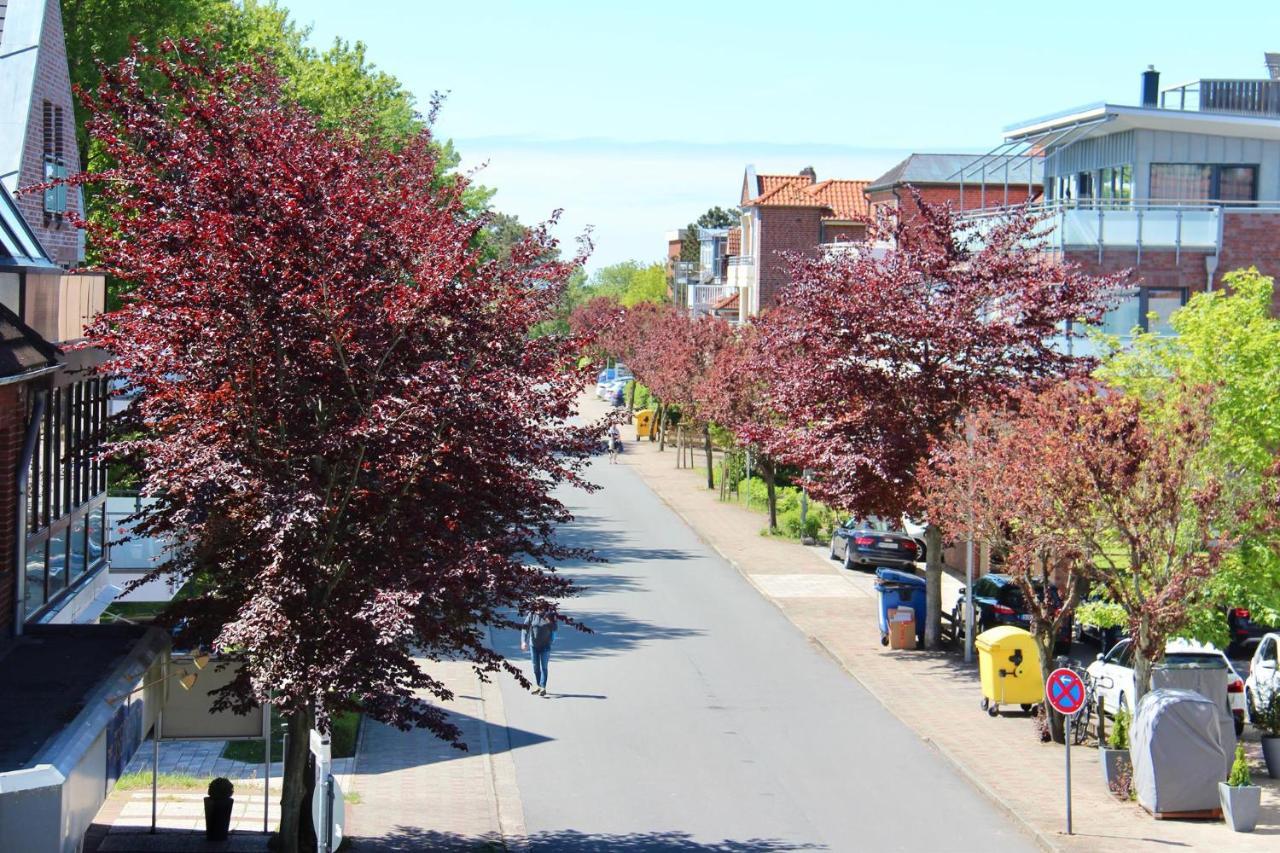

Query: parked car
[
  {"left": 1087, "top": 638, "right": 1246, "bottom": 736},
  {"left": 1227, "top": 606, "right": 1279, "bottom": 657},
  {"left": 595, "top": 365, "right": 633, "bottom": 399},
  {"left": 828, "top": 516, "right": 918, "bottom": 571},
  {"left": 1245, "top": 632, "right": 1280, "bottom": 725},
  {"left": 951, "top": 573, "right": 1072, "bottom": 654}
]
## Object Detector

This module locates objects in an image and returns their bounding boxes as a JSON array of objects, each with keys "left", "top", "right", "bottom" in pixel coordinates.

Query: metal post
[
  {"left": 151, "top": 709, "right": 161, "bottom": 833},
  {"left": 744, "top": 449, "right": 752, "bottom": 510},
  {"left": 1065, "top": 715, "right": 1073, "bottom": 835},
  {"left": 964, "top": 421, "right": 976, "bottom": 663},
  {"left": 324, "top": 774, "right": 335, "bottom": 853},
  {"left": 263, "top": 702, "right": 271, "bottom": 833}
]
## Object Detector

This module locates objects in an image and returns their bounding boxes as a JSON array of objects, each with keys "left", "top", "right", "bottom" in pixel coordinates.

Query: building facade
[
  {"left": 728, "top": 166, "right": 871, "bottom": 317},
  {"left": 959, "top": 60, "right": 1280, "bottom": 345},
  {"left": 867, "top": 153, "right": 1041, "bottom": 224}
]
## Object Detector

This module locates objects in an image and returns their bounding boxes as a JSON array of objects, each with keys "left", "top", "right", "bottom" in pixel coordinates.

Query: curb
[
  {"left": 481, "top": 631, "right": 531, "bottom": 853},
  {"left": 621, "top": 454, "right": 1058, "bottom": 853}
]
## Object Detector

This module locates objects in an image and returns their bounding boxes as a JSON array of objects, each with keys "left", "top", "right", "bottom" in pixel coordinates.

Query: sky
[{"left": 284, "top": 0, "right": 1280, "bottom": 272}]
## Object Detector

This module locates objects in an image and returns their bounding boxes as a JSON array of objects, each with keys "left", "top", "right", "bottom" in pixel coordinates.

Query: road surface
[{"left": 495, "top": 454, "right": 1035, "bottom": 852}]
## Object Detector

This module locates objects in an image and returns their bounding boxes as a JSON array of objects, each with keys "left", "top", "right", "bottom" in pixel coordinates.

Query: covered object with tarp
[{"left": 1131, "top": 688, "right": 1230, "bottom": 817}]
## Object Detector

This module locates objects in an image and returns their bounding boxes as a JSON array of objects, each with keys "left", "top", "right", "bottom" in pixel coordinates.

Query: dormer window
[{"left": 42, "top": 101, "right": 67, "bottom": 216}]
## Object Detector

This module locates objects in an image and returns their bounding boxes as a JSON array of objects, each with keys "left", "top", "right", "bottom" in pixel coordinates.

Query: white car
[
  {"left": 1245, "top": 632, "right": 1280, "bottom": 725},
  {"left": 1087, "top": 638, "right": 1246, "bottom": 736}
]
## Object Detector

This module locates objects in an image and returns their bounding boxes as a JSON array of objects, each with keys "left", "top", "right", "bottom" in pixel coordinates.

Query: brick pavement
[
  {"left": 343, "top": 657, "right": 525, "bottom": 851},
  {"left": 601, "top": 395, "right": 1280, "bottom": 852}
]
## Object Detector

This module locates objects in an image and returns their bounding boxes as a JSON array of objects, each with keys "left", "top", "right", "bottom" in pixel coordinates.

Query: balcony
[
  {"left": 957, "top": 200, "right": 1280, "bottom": 259},
  {"left": 688, "top": 284, "right": 738, "bottom": 318},
  {"left": 1160, "top": 79, "right": 1280, "bottom": 118}
]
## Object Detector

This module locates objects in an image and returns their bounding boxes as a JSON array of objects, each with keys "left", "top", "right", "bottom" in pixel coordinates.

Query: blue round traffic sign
[{"left": 1046, "top": 668, "right": 1086, "bottom": 715}]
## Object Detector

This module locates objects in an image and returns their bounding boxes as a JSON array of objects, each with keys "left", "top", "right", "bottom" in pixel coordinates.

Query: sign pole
[{"left": 1065, "top": 714, "right": 1072, "bottom": 835}]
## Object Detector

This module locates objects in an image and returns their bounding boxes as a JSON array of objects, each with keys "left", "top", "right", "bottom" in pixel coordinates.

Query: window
[
  {"left": 69, "top": 515, "right": 86, "bottom": 584},
  {"left": 47, "top": 527, "right": 68, "bottom": 597},
  {"left": 41, "top": 101, "right": 67, "bottom": 216},
  {"left": 1098, "top": 293, "right": 1142, "bottom": 337},
  {"left": 88, "top": 503, "right": 106, "bottom": 567},
  {"left": 1150, "top": 163, "right": 1257, "bottom": 203},
  {"left": 24, "top": 541, "right": 46, "bottom": 618},
  {"left": 0, "top": 273, "right": 19, "bottom": 317},
  {"left": 1099, "top": 166, "right": 1132, "bottom": 204},
  {"left": 1144, "top": 288, "right": 1186, "bottom": 336}
]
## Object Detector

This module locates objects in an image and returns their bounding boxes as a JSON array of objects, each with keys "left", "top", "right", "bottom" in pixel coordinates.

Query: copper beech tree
[
  {"left": 924, "top": 381, "right": 1246, "bottom": 710},
  {"left": 754, "top": 197, "right": 1119, "bottom": 648},
  {"left": 75, "top": 41, "right": 599, "bottom": 852}
]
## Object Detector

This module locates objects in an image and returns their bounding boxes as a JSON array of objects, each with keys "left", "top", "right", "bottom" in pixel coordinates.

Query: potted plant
[
  {"left": 1253, "top": 686, "right": 1280, "bottom": 778},
  {"left": 204, "top": 777, "right": 234, "bottom": 841},
  {"left": 1099, "top": 700, "right": 1132, "bottom": 794},
  {"left": 1219, "top": 743, "right": 1261, "bottom": 832},
  {"left": 1075, "top": 600, "right": 1126, "bottom": 653}
]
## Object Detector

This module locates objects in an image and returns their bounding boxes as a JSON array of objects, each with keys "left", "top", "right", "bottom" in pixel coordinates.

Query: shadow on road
[
  {"left": 497, "top": 610, "right": 704, "bottom": 662},
  {"left": 355, "top": 707, "right": 551, "bottom": 776},
  {"left": 349, "top": 828, "right": 826, "bottom": 852}
]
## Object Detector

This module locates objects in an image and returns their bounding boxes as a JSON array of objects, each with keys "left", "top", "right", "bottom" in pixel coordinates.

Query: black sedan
[
  {"left": 952, "top": 573, "right": 1072, "bottom": 655},
  {"left": 1227, "top": 606, "right": 1278, "bottom": 657},
  {"left": 829, "top": 517, "right": 919, "bottom": 571}
]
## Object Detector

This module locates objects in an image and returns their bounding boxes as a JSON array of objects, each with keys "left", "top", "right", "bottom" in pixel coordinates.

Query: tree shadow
[
  {"left": 353, "top": 706, "right": 550, "bottom": 776},
  {"left": 349, "top": 828, "right": 826, "bottom": 852},
  {"left": 498, "top": 610, "right": 704, "bottom": 662}
]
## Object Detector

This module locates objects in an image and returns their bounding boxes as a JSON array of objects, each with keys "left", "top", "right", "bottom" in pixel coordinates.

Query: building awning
[
  {"left": 948, "top": 115, "right": 1116, "bottom": 202},
  {"left": 0, "top": 183, "right": 57, "bottom": 271},
  {"left": 0, "top": 302, "right": 61, "bottom": 384}
]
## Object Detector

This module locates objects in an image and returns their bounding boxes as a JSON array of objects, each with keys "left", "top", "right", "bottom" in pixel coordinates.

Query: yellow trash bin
[
  {"left": 633, "top": 409, "right": 655, "bottom": 440},
  {"left": 974, "top": 625, "right": 1043, "bottom": 716}
]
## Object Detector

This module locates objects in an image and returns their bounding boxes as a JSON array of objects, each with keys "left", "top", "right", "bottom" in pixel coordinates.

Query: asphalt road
[{"left": 495, "top": 455, "right": 1036, "bottom": 852}]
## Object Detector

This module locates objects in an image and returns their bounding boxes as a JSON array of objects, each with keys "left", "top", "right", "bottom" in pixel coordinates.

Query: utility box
[
  {"left": 633, "top": 409, "right": 655, "bottom": 440},
  {"left": 975, "top": 625, "right": 1043, "bottom": 715}
]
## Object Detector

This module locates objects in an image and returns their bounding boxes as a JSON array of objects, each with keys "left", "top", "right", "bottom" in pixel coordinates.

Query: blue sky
[{"left": 285, "top": 0, "right": 1280, "bottom": 270}]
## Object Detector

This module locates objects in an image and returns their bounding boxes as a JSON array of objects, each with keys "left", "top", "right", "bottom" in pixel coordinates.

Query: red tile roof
[
  {"left": 726, "top": 226, "right": 741, "bottom": 255},
  {"left": 713, "top": 291, "right": 740, "bottom": 312},
  {"left": 745, "top": 173, "right": 871, "bottom": 222}
]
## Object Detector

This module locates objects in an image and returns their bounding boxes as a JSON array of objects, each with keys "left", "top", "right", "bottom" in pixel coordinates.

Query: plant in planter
[
  {"left": 1075, "top": 600, "right": 1126, "bottom": 653},
  {"left": 1251, "top": 686, "right": 1280, "bottom": 779},
  {"left": 204, "top": 777, "right": 235, "bottom": 841},
  {"left": 1099, "top": 701, "right": 1132, "bottom": 795},
  {"left": 1220, "top": 743, "right": 1261, "bottom": 832}
]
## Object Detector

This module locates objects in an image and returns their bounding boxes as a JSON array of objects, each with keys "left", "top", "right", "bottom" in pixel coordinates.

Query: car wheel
[
  {"left": 1235, "top": 715, "right": 1245, "bottom": 738},
  {"left": 829, "top": 537, "right": 839, "bottom": 561},
  {"left": 1118, "top": 692, "right": 1129, "bottom": 715},
  {"left": 952, "top": 604, "right": 965, "bottom": 644},
  {"left": 843, "top": 549, "right": 854, "bottom": 571},
  {"left": 1247, "top": 688, "right": 1257, "bottom": 723}
]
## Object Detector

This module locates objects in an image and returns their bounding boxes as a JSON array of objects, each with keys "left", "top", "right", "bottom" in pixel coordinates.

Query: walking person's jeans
[{"left": 531, "top": 645, "right": 551, "bottom": 689}]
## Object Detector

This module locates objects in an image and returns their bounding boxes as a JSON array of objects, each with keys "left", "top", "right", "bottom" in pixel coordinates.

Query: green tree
[
  {"left": 620, "top": 263, "right": 670, "bottom": 307},
  {"left": 1099, "top": 268, "right": 1280, "bottom": 645},
  {"left": 681, "top": 206, "right": 739, "bottom": 263}
]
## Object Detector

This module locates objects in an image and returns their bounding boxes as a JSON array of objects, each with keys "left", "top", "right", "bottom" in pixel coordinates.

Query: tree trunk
[
  {"left": 1036, "top": 633, "right": 1066, "bottom": 743},
  {"left": 702, "top": 424, "right": 714, "bottom": 489},
  {"left": 649, "top": 403, "right": 662, "bottom": 442},
  {"left": 759, "top": 456, "right": 778, "bottom": 531},
  {"left": 658, "top": 410, "right": 668, "bottom": 451},
  {"left": 278, "top": 703, "right": 316, "bottom": 853},
  {"left": 627, "top": 380, "right": 637, "bottom": 413},
  {"left": 924, "top": 524, "right": 944, "bottom": 650},
  {"left": 1132, "top": 649, "right": 1154, "bottom": 707}
]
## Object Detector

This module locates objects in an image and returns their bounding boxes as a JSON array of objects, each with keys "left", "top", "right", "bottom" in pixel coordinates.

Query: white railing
[{"left": 688, "top": 284, "right": 738, "bottom": 317}]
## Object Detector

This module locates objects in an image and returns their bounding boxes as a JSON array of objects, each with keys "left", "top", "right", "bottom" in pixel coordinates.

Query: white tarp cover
[{"left": 1131, "top": 689, "right": 1230, "bottom": 815}]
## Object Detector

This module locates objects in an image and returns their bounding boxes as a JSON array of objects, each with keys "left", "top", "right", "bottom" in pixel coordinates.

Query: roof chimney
[
  {"left": 1267, "top": 52, "right": 1280, "bottom": 81},
  {"left": 799, "top": 166, "right": 817, "bottom": 184},
  {"left": 1141, "top": 65, "right": 1160, "bottom": 108}
]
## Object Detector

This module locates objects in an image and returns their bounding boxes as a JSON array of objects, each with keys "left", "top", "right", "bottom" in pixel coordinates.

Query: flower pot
[
  {"left": 1219, "top": 782, "right": 1261, "bottom": 832},
  {"left": 204, "top": 796, "right": 233, "bottom": 841},
  {"left": 1262, "top": 736, "right": 1280, "bottom": 779},
  {"left": 1099, "top": 746, "right": 1131, "bottom": 792}
]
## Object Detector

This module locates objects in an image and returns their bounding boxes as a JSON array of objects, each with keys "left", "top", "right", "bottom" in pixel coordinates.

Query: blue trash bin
[{"left": 874, "top": 567, "right": 927, "bottom": 646}]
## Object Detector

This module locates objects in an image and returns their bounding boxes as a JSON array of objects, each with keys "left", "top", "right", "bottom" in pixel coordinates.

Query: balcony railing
[
  {"left": 958, "top": 200, "right": 1280, "bottom": 260},
  {"left": 727, "top": 256, "right": 754, "bottom": 266},
  {"left": 1160, "top": 79, "right": 1280, "bottom": 117},
  {"left": 688, "top": 284, "right": 738, "bottom": 317}
]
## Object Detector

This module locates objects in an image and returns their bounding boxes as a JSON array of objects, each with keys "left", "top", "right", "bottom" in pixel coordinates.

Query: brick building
[
  {"left": 727, "top": 166, "right": 872, "bottom": 317},
  {"left": 958, "top": 60, "right": 1280, "bottom": 344},
  {"left": 866, "top": 153, "right": 1041, "bottom": 224},
  {"left": 0, "top": 5, "right": 167, "bottom": 851}
]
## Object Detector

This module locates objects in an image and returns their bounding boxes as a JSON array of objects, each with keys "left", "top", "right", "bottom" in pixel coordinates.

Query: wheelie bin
[
  {"left": 874, "top": 567, "right": 927, "bottom": 647},
  {"left": 633, "top": 409, "right": 655, "bottom": 440},
  {"left": 975, "top": 625, "right": 1043, "bottom": 716}
]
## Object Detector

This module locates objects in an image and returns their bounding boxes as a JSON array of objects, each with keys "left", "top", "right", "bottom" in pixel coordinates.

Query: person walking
[
  {"left": 521, "top": 610, "right": 557, "bottom": 696},
  {"left": 607, "top": 423, "right": 621, "bottom": 464}
]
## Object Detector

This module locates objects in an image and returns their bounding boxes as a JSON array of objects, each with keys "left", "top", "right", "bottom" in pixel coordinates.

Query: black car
[
  {"left": 829, "top": 517, "right": 919, "bottom": 571},
  {"left": 952, "top": 573, "right": 1072, "bottom": 655},
  {"left": 1226, "top": 606, "right": 1278, "bottom": 657}
]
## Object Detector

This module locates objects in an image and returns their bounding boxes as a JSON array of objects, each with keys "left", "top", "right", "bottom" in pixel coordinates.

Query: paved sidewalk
[
  {"left": 343, "top": 658, "right": 525, "bottom": 851},
  {"left": 602, "top": 397, "right": 1280, "bottom": 852}
]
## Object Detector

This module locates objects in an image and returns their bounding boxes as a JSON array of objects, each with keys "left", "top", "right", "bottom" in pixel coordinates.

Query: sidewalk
[
  {"left": 601, "top": 398, "right": 1280, "bottom": 852},
  {"left": 343, "top": 658, "right": 526, "bottom": 851}
]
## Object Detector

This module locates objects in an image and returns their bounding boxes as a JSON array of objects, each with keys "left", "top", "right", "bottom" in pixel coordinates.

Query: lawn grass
[
  {"left": 116, "top": 771, "right": 206, "bottom": 791},
  {"left": 222, "top": 710, "right": 360, "bottom": 764}
]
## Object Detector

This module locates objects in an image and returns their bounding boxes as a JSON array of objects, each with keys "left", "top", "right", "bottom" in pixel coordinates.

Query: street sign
[
  {"left": 1045, "top": 668, "right": 1087, "bottom": 835},
  {"left": 1046, "top": 668, "right": 1086, "bottom": 716}
]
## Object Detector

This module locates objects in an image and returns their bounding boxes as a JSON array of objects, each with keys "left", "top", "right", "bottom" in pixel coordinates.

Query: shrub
[
  {"left": 208, "top": 778, "right": 234, "bottom": 799},
  {"left": 1109, "top": 708, "right": 1130, "bottom": 750},
  {"left": 1253, "top": 686, "right": 1280, "bottom": 737},
  {"left": 1228, "top": 742, "right": 1253, "bottom": 787},
  {"left": 1075, "top": 600, "right": 1126, "bottom": 630}
]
